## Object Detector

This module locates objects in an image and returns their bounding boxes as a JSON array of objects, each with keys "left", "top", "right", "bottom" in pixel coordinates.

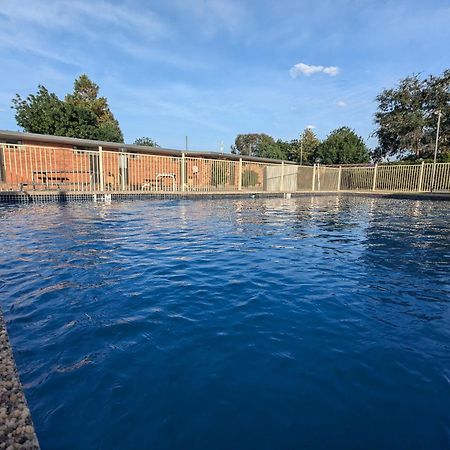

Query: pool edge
[
  {"left": 1, "top": 190, "right": 450, "bottom": 203},
  {"left": 0, "top": 311, "right": 40, "bottom": 449}
]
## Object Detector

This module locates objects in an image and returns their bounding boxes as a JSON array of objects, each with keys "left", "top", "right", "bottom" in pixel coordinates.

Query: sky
[{"left": 0, "top": 0, "right": 449, "bottom": 152}]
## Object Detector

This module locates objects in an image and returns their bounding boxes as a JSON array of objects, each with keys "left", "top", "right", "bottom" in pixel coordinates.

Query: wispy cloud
[
  {"left": 0, "top": 0, "right": 168, "bottom": 40},
  {"left": 336, "top": 100, "right": 347, "bottom": 107},
  {"left": 172, "top": 0, "right": 250, "bottom": 37},
  {"left": 289, "top": 62, "right": 340, "bottom": 78},
  {"left": 0, "top": 0, "right": 204, "bottom": 69}
]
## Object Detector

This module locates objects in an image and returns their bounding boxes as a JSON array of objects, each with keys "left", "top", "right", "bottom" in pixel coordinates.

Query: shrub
[{"left": 242, "top": 170, "right": 258, "bottom": 187}]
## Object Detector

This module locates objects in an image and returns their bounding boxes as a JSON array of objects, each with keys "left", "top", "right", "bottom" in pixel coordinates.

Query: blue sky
[{"left": 0, "top": 0, "right": 449, "bottom": 151}]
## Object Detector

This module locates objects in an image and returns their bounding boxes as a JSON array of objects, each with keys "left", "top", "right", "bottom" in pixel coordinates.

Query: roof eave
[{"left": 0, "top": 130, "right": 297, "bottom": 165}]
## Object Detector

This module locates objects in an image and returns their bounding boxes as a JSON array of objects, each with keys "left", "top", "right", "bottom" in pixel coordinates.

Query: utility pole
[
  {"left": 185, "top": 136, "right": 188, "bottom": 152},
  {"left": 431, "top": 111, "right": 442, "bottom": 192}
]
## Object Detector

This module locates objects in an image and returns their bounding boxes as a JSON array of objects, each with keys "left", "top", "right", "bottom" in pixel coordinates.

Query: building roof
[{"left": 0, "top": 130, "right": 297, "bottom": 165}]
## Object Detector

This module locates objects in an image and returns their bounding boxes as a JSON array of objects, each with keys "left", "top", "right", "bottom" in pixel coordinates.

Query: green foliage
[
  {"left": 134, "top": 137, "right": 160, "bottom": 147},
  {"left": 288, "top": 128, "right": 320, "bottom": 164},
  {"left": 315, "top": 127, "right": 370, "bottom": 164},
  {"left": 242, "top": 169, "right": 258, "bottom": 187},
  {"left": 12, "top": 75, "right": 123, "bottom": 142},
  {"left": 257, "top": 136, "right": 286, "bottom": 159},
  {"left": 231, "top": 133, "right": 288, "bottom": 159},
  {"left": 374, "top": 70, "right": 450, "bottom": 160},
  {"left": 230, "top": 128, "right": 371, "bottom": 165}
]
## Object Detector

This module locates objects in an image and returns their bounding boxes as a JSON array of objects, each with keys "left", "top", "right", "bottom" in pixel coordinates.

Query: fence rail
[{"left": 1, "top": 143, "right": 450, "bottom": 194}]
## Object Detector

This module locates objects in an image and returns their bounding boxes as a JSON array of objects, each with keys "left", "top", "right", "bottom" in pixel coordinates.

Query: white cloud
[
  {"left": 289, "top": 62, "right": 340, "bottom": 78},
  {"left": 306, "top": 124, "right": 316, "bottom": 129},
  {"left": 323, "top": 66, "right": 340, "bottom": 76},
  {"left": 336, "top": 100, "right": 347, "bottom": 107}
]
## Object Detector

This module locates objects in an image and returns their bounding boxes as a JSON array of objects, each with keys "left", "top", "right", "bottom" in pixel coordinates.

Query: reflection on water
[{"left": 0, "top": 196, "right": 450, "bottom": 450}]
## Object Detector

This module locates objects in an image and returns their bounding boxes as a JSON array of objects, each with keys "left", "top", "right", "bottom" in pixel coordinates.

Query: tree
[
  {"left": 134, "top": 137, "right": 160, "bottom": 147},
  {"left": 231, "top": 133, "right": 288, "bottom": 159},
  {"left": 12, "top": 86, "right": 62, "bottom": 136},
  {"left": 257, "top": 136, "right": 287, "bottom": 159},
  {"left": 231, "top": 133, "right": 268, "bottom": 156},
  {"left": 12, "top": 75, "right": 124, "bottom": 142},
  {"left": 315, "top": 127, "right": 370, "bottom": 164},
  {"left": 65, "top": 74, "right": 123, "bottom": 142},
  {"left": 12, "top": 85, "right": 100, "bottom": 139},
  {"left": 289, "top": 128, "right": 320, "bottom": 164},
  {"left": 374, "top": 70, "right": 450, "bottom": 160}
]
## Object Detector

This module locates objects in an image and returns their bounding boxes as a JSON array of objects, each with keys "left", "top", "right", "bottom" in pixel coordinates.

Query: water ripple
[{"left": 0, "top": 196, "right": 450, "bottom": 450}]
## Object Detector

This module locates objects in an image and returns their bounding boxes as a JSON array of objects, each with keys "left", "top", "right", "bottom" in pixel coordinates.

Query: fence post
[
  {"left": 181, "top": 153, "right": 186, "bottom": 192},
  {"left": 372, "top": 163, "right": 378, "bottom": 191},
  {"left": 238, "top": 158, "right": 243, "bottom": 190},
  {"left": 120, "top": 152, "right": 126, "bottom": 191},
  {"left": 417, "top": 161, "right": 424, "bottom": 192},
  {"left": 338, "top": 165, "right": 342, "bottom": 191},
  {"left": 279, "top": 161, "right": 285, "bottom": 192},
  {"left": 98, "top": 146, "right": 104, "bottom": 192},
  {"left": 312, "top": 164, "right": 316, "bottom": 191}
]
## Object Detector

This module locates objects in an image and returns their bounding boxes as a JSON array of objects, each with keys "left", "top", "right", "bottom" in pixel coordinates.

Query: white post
[
  {"left": 181, "top": 152, "right": 186, "bottom": 192},
  {"left": 317, "top": 163, "right": 321, "bottom": 191},
  {"left": 238, "top": 158, "right": 243, "bottom": 190},
  {"left": 418, "top": 161, "right": 424, "bottom": 192},
  {"left": 279, "top": 161, "right": 285, "bottom": 192},
  {"left": 98, "top": 146, "right": 104, "bottom": 192},
  {"left": 372, "top": 163, "right": 378, "bottom": 191},
  {"left": 312, "top": 164, "right": 316, "bottom": 191},
  {"left": 337, "top": 165, "right": 342, "bottom": 191},
  {"left": 120, "top": 152, "right": 126, "bottom": 191}
]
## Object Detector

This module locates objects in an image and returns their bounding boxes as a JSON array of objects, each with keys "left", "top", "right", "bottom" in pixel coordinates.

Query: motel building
[{"left": 0, "top": 130, "right": 301, "bottom": 195}]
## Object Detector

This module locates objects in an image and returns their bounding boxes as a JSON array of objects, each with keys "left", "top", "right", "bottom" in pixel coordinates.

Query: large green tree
[
  {"left": 314, "top": 127, "right": 370, "bottom": 164},
  {"left": 12, "top": 75, "right": 124, "bottom": 142},
  {"left": 288, "top": 128, "right": 320, "bottom": 164},
  {"left": 231, "top": 130, "right": 322, "bottom": 163},
  {"left": 231, "top": 133, "right": 288, "bottom": 159},
  {"left": 374, "top": 70, "right": 450, "bottom": 160}
]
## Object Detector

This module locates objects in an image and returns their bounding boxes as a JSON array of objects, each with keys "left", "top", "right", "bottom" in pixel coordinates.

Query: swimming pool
[{"left": 1, "top": 196, "right": 449, "bottom": 449}]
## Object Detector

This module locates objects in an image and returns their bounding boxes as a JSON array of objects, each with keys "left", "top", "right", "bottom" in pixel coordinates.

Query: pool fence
[{"left": 1, "top": 136, "right": 450, "bottom": 196}]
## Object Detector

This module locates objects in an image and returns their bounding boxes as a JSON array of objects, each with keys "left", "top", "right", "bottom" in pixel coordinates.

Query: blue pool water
[{"left": 0, "top": 196, "right": 449, "bottom": 450}]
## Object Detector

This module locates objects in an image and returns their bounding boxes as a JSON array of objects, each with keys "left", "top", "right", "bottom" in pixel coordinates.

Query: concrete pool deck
[{"left": 0, "top": 312, "right": 40, "bottom": 449}]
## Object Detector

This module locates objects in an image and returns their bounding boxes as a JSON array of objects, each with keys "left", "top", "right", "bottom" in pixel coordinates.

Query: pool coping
[
  {"left": 1, "top": 189, "right": 450, "bottom": 203},
  {"left": 0, "top": 311, "right": 40, "bottom": 449}
]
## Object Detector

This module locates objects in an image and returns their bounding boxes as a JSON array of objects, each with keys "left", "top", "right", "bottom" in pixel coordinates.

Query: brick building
[{"left": 0, "top": 131, "right": 292, "bottom": 193}]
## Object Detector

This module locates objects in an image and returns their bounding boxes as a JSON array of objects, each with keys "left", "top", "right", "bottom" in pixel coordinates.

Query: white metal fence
[{"left": 1, "top": 143, "right": 450, "bottom": 194}]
